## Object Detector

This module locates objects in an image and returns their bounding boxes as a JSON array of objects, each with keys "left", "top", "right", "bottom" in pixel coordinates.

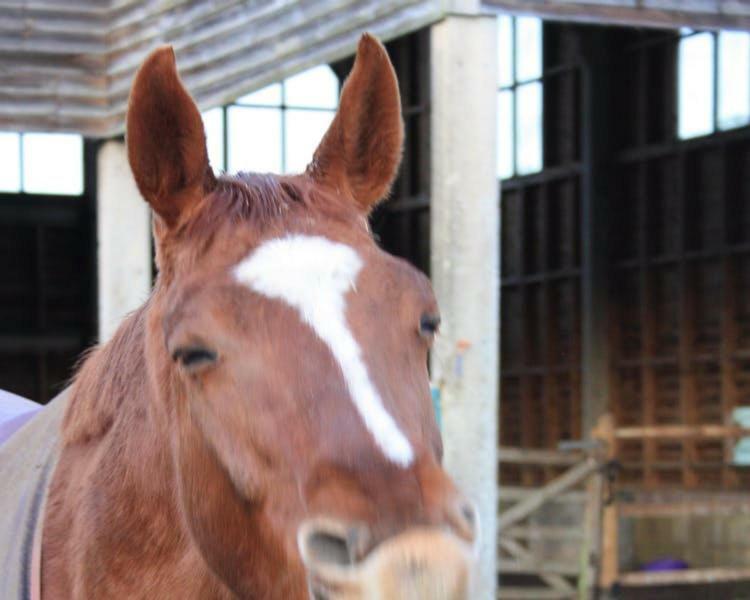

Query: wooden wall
[
  {"left": 0, "top": 0, "right": 442, "bottom": 136},
  {"left": 500, "top": 22, "right": 585, "bottom": 487},
  {"left": 5, "top": 0, "right": 748, "bottom": 136},
  {"left": 499, "top": 23, "right": 750, "bottom": 493},
  {"left": 608, "top": 29, "right": 750, "bottom": 491}
]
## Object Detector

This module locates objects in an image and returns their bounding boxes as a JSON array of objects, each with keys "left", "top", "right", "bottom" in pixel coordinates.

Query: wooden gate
[
  {"left": 498, "top": 446, "right": 608, "bottom": 599},
  {"left": 594, "top": 415, "right": 750, "bottom": 593}
]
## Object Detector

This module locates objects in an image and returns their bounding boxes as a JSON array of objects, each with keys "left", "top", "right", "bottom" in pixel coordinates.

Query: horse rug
[{"left": 0, "top": 390, "right": 68, "bottom": 600}]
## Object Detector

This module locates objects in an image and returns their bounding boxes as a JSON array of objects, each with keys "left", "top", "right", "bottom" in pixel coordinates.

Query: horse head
[{"left": 125, "top": 35, "right": 478, "bottom": 599}]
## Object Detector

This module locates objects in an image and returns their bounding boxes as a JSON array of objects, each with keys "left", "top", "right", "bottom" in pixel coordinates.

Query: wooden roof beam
[{"left": 482, "top": 0, "right": 750, "bottom": 31}]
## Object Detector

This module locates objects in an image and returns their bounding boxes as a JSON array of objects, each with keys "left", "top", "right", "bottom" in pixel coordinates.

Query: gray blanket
[
  {"left": 0, "top": 391, "right": 67, "bottom": 600},
  {"left": 0, "top": 390, "right": 41, "bottom": 447}
]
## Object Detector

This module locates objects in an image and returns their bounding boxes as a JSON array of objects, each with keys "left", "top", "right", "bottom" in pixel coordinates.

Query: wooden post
[
  {"left": 96, "top": 140, "right": 152, "bottom": 342},
  {"left": 580, "top": 29, "right": 613, "bottom": 437},
  {"left": 593, "top": 414, "right": 618, "bottom": 591},
  {"left": 579, "top": 445, "right": 605, "bottom": 600},
  {"left": 430, "top": 6, "right": 499, "bottom": 597}
]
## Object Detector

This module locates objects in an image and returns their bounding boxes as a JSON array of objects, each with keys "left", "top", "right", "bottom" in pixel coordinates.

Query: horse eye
[
  {"left": 172, "top": 346, "right": 218, "bottom": 370},
  {"left": 419, "top": 314, "right": 441, "bottom": 338}
]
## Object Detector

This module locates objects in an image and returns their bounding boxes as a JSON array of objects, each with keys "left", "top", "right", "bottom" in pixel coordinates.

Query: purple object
[
  {"left": 642, "top": 558, "right": 690, "bottom": 572},
  {"left": 0, "top": 390, "right": 41, "bottom": 447}
]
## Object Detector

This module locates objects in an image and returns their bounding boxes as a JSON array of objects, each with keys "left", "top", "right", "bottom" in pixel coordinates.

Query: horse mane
[
  {"left": 199, "top": 173, "right": 306, "bottom": 229},
  {"left": 62, "top": 305, "right": 148, "bottom": 446},
  {"left": 184, "top": 171, "right": 356, "bottom": 237}
]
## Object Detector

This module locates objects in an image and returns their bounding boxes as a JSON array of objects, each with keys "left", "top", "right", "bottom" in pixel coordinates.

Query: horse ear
[
  {"left": 126, "top": 46, "right": 215, "bottom": 227},
  {"left": 309, "top": 34, "right": 403, "bottom": 213}
]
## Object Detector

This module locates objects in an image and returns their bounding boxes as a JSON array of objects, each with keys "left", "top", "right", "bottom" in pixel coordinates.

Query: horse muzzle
[{"left": 297, "top": 514, "right": 479, "bottom": 600}]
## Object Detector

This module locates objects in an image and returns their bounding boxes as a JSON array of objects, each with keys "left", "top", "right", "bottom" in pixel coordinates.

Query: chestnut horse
[{"left": 2, "top": 35, "right": 478, "bottom": 599}]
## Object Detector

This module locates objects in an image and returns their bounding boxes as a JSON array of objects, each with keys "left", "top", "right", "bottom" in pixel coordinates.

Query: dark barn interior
[{"left": 0, "top": 154, "right": 97, "bottom": 404}]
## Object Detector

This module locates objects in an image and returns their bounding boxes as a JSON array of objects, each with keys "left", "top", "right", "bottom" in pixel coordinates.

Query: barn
[{"left": 2, "top": 1, "right": 750, "bottom": 597}]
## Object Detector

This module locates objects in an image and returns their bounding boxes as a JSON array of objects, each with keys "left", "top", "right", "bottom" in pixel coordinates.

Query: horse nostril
[
  {"left": 344, "top": 523, "right": 373, "bottom": 563},
  {"left": 447, "top": 498, "right": 479, "bottom": 544},
  {"left": 307, "top": 529, "right": 352, "bottom": 566},
  {"left": 298, "top": 519, "right": 372, "bottom": 570}
]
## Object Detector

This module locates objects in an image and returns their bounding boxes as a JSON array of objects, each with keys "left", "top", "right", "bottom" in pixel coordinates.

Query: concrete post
[
  {"left": 96, "top": 140, "right": 152, "bottom": 342},
  {"left": 430, "top": 13, "right": 499, "bottom": 599}
]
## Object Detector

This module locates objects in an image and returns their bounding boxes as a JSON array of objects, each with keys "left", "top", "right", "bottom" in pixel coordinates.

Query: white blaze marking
[{"left": 233, "top": 234, "right": 414, "bottom": 467}]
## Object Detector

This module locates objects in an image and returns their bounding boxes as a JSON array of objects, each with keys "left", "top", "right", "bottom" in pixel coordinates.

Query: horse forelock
[{"left": 177, "top": 172, "right": 360, "bottom": 243}]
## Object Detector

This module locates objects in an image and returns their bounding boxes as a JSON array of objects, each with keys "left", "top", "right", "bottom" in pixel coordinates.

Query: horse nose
[
  {"left": 445, "top": 496, "right": 479, "bottom": 546},
  {"left": 296, "top": 498, "right": 477, "bottom": 572},
  {"left": 298, "top": 518, "right": 373, "bottom": 569},
  {"left": 297, "top": 518, "right": 477, "bottom": 599}
]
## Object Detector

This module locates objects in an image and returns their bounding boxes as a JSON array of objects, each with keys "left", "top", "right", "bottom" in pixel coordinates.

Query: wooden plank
[
  {"left": 505, "top": 525, "right": 584, "bottom": 542},
  {"left": 481, "top": 1, "right": 750, "bottom": 30},
  {"left": 499, "top": 559, "right": 581, "bottom": 577},
  {"left": 579, "top": 460, "right": 604, "bottom": 600},
  {"left": 499, "top": 486, "right": 587, "bottom": 503},
  {"left": 498, "top": 587, "right": 575, "bottom": 599},
  {"left": 614, "top": 424, "right": 750, "bottom": 440},
  {"left": 676, "top": 148, "right": 699, "bottom": 489},
  {"left": 500, "top": 538, "right": 575, "bottom": 593},
  {"left": 499, "top": 446, "right": 582, "bottom": 466},
  {"left": 0, "top": 2, "right": 108, "bottom": 17},
  {"left": 108, "top": 0, "right": 366, "bottom": 77},
  {"left": 592, "top": 414, "right": 618, "bottom": 590},
  {"left": 618, "top": 567, "right": 750, "bottom": 587},
  {"left": 498, "top": 458, "right": 599, "bottom": 533},
  {"left": 619, "top": 499, "right": 750, "bottom": 518}
]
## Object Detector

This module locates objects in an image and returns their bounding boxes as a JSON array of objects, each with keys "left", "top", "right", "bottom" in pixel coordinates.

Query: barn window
[
  {"left": 0, "top": 132, "right": 84, "bottom": 195},
  {"left": 202, "top": 65, "right": 338, "bottom": 175},
  {"left": 678, "top": 29, "right": 750, "bottom": 139},
  {"left": 497, "top": 15, "right": 544, "bottom": 179}
]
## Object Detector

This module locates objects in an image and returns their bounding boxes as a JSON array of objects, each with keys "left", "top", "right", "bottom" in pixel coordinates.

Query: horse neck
[{"left": 46, "top": 303, "right": 228, "bottom": 596}]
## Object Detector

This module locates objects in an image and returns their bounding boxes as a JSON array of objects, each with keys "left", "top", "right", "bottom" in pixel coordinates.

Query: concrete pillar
[
  {"left": 97, "top": 140, "right": 152, "bottom": 342},
  {"left": 430, "top": 12, "right": 499, "bottom": 599}
]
